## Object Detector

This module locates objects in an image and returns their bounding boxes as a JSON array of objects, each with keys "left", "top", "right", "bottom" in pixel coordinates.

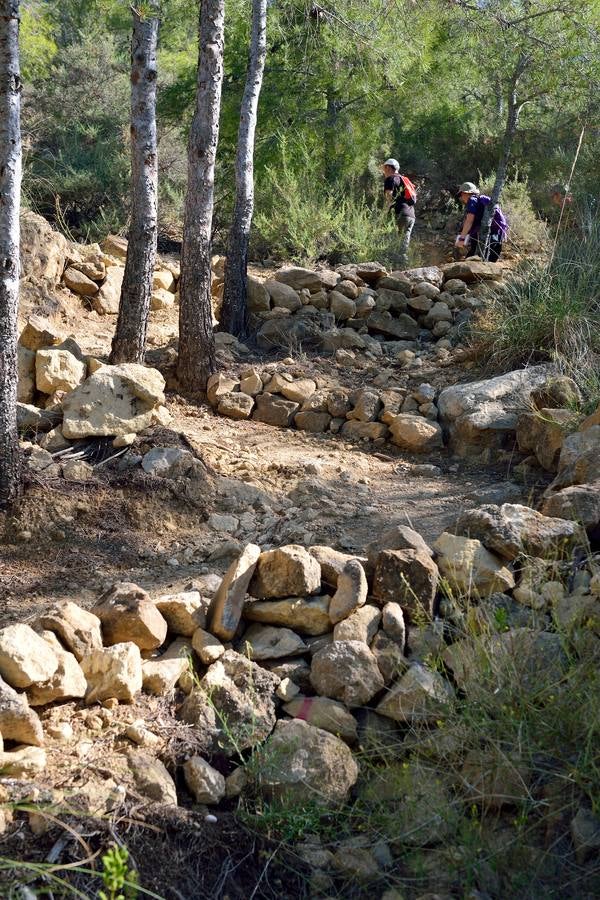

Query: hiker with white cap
[
  {"left": 455, "top": 181, "right": 508, "bottom": 262},
  {"left": 382, "top": 158, "right": 417, "bottom": 265}
]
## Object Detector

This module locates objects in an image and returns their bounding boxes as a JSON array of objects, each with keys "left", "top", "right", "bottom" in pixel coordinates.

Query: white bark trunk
[
  {"left": 221, "top": 0, "right": 268, "bottom": 338},
  {"left": 0, "top": 0, "right": 22, "bottom": 508},
  {"left": 177, "top": 0, "right": 225, "bottom": 394},
  {"left": 111, "top": 5, "right": 159, "bottom": 364}
]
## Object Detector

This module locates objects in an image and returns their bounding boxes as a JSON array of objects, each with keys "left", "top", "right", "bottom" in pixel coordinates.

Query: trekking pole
[{"left": 548, "top": 124, "right": 585, "bottom": 269}]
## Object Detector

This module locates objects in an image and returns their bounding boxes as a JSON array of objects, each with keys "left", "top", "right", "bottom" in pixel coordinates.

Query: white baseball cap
[
  {"left": 384, "top": 158, "right": 400, "bottom": 170},
  {"left": 459, "top": 181, "right": 479, "bottom": 194}
]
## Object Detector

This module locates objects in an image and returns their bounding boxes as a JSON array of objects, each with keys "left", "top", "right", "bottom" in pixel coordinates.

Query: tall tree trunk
[
  {"left": 110, "top": 5, "right": 159, "bottom": 364},
  {"left": 0, "top": 0, "right": 22, "bottom": 509},
  {"left": 220, "top": 0, "right": 267, "bottom": 338},
  {"left": 480, "top": 53, "right": 529, "bottom": 258},
  {"left": 177, "top": 0, "right": 225, "bottom": 395}
]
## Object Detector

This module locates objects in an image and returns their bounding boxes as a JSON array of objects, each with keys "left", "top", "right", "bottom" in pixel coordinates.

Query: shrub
[{"left": 476, "top": 205, "right": 600, "bottom": 409}]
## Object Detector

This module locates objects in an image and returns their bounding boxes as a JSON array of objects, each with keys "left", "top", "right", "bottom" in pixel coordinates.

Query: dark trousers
[{"left": 467, "top": 236, "right": 503, "bottom": 262}]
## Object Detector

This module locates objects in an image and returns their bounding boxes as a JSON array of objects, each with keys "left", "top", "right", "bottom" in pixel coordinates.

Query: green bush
[{"left": 477, "top": 206, "right": 600, "bottom": 409}]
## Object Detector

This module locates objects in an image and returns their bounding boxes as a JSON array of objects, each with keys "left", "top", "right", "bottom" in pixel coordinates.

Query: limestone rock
[
  {"left": 280, "top": 378, "right": 317, "bottom": 405},
  {"left": 294, "top": 410, "right": 331, "bottom": 433},
  {"left": 240, "top": 371, "right": 263, "bottom": 396},
  {"left": 155, "top": 590, "right": 208, "bottom": 637},
  {"left": 82, "top": 642, "right": 143, "bottom": 704},
  {"left": 62, "top": 363, "right": 166, "bottom": 439},
  {"left": 257, "top": 719, "right": 358, "bottom": 805},
  {"left": 388, "top": 414, "right": 443, "bottom": 452},
  {"left": 309, "top": 546, "right": 365, "bottom": 587},
  {"left": 370, "top": 631, "right": 407, "bottom": 684},
  {"left": 252, "top": 392, "right": 299, "bottom": 427},
  {"left": 366, "top": 524, "right": 433, "bottom": 567},
  {"left": 333, "top": 604, "right": 381, "bottom": 643},
  {"left": 141, "top": 447, "right": 200, "bottom": 478},
  {"left": 341, "top": 421, "right": 388, "bottom": 441},
  {"left": 63, "top": 266, "right": 99, "bottom": 296},
  {"left": 209, "top": 543, "right": 261, "bottom": 641},
  {"left": 20, "top": 210, "right": 68, "bottom": 283},
  {"left": 376, "top": 662, "right": 453, "bottom": 723},
  {"left": 541, "top": 483, "right": 600, "bottom": 529},
  {"left": 437, "top": 366, "right": 550, "bottom": 454},
  {"left": 182, "top": 650, "right": 279, "bottom": 753},
  {"left": 516, "top": 408, "right": 575, "bottom": 472},
  {"left": 129, "top": 751, "right": 177, "bottom": 805},
  {"left": 311, "top": 640, "right": 384, "bottom": 707},
  {"left": 102, "top": 234, "right": 128, "bottom": 259},
  {"left": 330, "top": 291, "right": 356, "bottom": 321},
  {"left": 244, "top": 594, "right": 331, "bottom": 636},
  {"left": 38, "top": 601, "right": 103, "bottom": 661},
  {"left": 92, "top": 582, "right": 168, "bottom": 650},
  {"left": 441, "top": 259, "right": 502, "bottom": 283},
  {"left": 142, "top": 638, "right": 191, "bottom": 695},
  {"left": 184, "top": 756, "right": 225, "bottom": 804},
  {"left": 240, "top": 624, "right": 307, "bottom": 660},
  {"left": 329, "top": 559, "right": 368, "bottom": 623},
  {"left": 27, "top": 631, "right": 87, "bottom": 706},
  {"left": 367, "top": 310, "right": 419, "bottom": 340},
  {"left": 17, "top": 402, "right": 62, "bottom": 434},
  {"left": 0, "top": 676, "right": 44, "bottom": 746},
  {"left": 347, "top": 390, "right": 382, "bottom": 423},
  {"left": 93, "top": 266, "right": 124, "bottom": 315},
  {"left": 382, "top": 602, "right": 406, "bottom": 648},
  {"left": 0, "top": 624, "right": 59, "bottom": 689},
  {"left": 274, "top": 266, "right": 323, "bottom": 293},
  {"left": 247, "top": 275, "right": 271, "bottom": 313},
  {"left": 373, "top": 549, "right": 439, "bottom": 620},
  {"left": 35, "top": 348, "right": 85, "bottom": 394},
  {"left": 150, "top": 288, "right": 175, "bottom": 310},
  {"left": 454, "top": 503, "right": 583, "bottom": 561},
  {"left": 250, "top": 545, "right": 321, "bottom": 599},
  {"left": 433, "top": 532, "right": 515, "bottom": 595},
  {"left": 0, "top": 746, "right": 47, "bottom": 778},
  {"left": 192, "top": 628, "right": 225, "bottom": 665},
  {"left": 152, "top": 269, "right": 175, "bottom": 292},
  {"left": 283, "top": 696, "right": 357, "bottom": 743},
  {"left": 19, "top": 315, "right": 63, "bottom": 352},
  {"left": 207, "top": 373, "right": 239, "bottom": 407},
  {"left": 218, "top": 392, "right": 254, "bottom": 420}
]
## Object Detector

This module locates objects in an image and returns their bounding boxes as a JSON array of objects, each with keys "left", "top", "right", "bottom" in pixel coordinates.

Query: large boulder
[
  {"left": 180, "top": 650, "right": 279, "bottom": 753},
  {"left": 311, "top": 640, "right": 384, "bottom": 707},
  {"left": 274, "top": 267, "right": 326, "bottom": 293},
  {"left": 265, "top": 279, "right": 302, "bottom": 310},
  {"left": 20, "top": 210, "right": 67, "bottom": 284},
  {"left": 38, "top": 601, "right": 103, "bottom": 661},
  {"left": 209, "top": 543, "right": 261, "bottom": 641},
  {"left": 27, "top": 631, "right": 87, "bottom": 706},
  {"left": 244, "top": 594, "right": 331, "bottom": 636},
  {"left": 372, "top": 549, "right": 439, "bottom": 620},
  {"left": 249, "top": 545, "right": 321, "bottom": 599},
  {"left": 437, "top": 366, "right": 551, "bottom": 454},
  {"left": 93, "top": 266, "right": 124, "bottom": 315},
  {"left": 35, "top": 348, "right": 86, "bottom": 394},
  {"left": 92, "top": 582, "right": 168, "bottom": 650},
  {"left": 256, "top": 719, "right": 358, "bottom": 805},
  {"left": 516, "top": 408, "right": 576, "bottom": 472},
  {"left": 441, "top": 259, "right": 503, "bottom": 283},
  {"left": 0, "top": 624, "right": 58, "bottom": 689},
  {"left": 81, "top": 642, "right": 143, "bottom": 704},
  {"left": 62, "top": 363, "right": 166, "bottom": 438},
  {"left": 454, "top": 503, "right": 583, "bottom": 561},
  {"left": 433, "top": 532, "right": 515, "bottom": 595},
  {"left": 388, "top": 414, "right": 443, "bottom": 452}
]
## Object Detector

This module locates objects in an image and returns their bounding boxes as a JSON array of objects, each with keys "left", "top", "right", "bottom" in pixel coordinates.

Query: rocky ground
[{"left": 1, "top": 215, "right": 599, "bottom": 899}]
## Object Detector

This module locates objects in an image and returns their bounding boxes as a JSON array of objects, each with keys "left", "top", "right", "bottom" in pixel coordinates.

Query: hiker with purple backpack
[{"left": 455, "top": 182, "right": 508, "bottom": 262}]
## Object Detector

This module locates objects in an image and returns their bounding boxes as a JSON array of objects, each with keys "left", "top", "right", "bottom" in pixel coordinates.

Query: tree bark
[
  {"left": 0, "top": 0, "right": 22, "bottom": 509},
  {"left": 480, "top": 53, "right": 529, "bottom": 258},
  {"left": 110, "top": 5, "right": 159, "bottom": 364},
  {"left": 177, "top": 0, "right": 225, "bottom": 395},
  {"left": 220, "top": 0, "right": 267, "bottom": 338}
]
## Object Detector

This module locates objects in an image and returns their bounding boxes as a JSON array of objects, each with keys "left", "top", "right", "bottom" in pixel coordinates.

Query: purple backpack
[{"left": 477, "top": 195, "right": 509, "bottom": 241}]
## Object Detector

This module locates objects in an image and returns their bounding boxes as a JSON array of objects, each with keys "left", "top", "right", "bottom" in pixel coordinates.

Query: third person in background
[
  {"left": 383, "top": 158, "right": 417, "bottom": 266},
  {"left": 455, "top": 182, "right": 508, "bottom": 262}
]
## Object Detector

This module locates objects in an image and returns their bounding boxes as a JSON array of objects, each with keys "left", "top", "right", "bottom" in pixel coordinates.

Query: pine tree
[
  {"left": 220, "top": 0, "right": 267, "bottom": 338},
  {"left": 177, "top": 0, "right": 225, "bottom": 395},
  {"left": 0, "top": 0, "right": 22, "bottom": 508},
  {"left": 110, "top": 2, "right": 160, "bottom": 364}
]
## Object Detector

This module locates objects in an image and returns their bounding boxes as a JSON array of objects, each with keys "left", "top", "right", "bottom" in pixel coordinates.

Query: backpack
[
  {"left": 392, "top": 173, "right": 417, "bottom": 206},
  {"left": 476, "top": 195, "right": 508, "bottom": 241}
]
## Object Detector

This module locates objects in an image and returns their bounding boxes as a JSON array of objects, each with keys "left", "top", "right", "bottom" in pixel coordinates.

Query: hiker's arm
[
  {"left": 384, "top": 189, "right": 394, "bottom": 209},
  {"left": 460, "top": 213, "right": 475, "bottom": 237}
]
